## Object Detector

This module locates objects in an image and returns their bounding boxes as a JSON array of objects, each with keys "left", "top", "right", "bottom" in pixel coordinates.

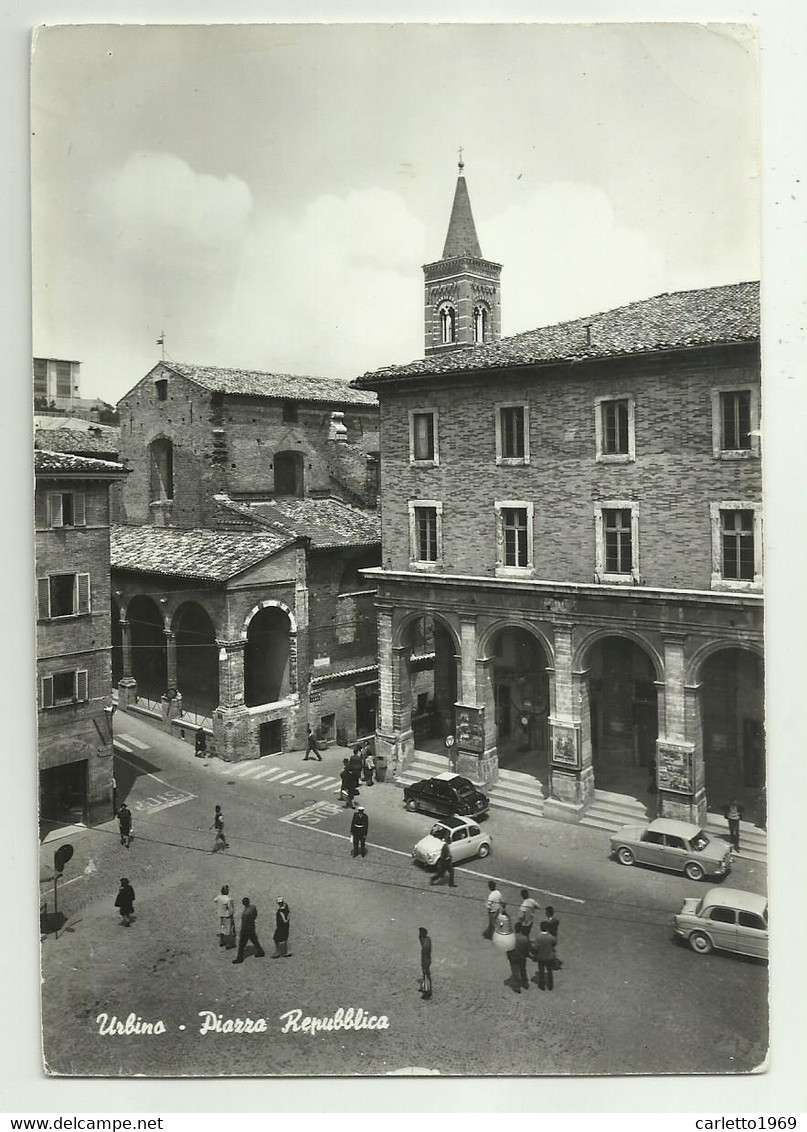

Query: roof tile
[
  {"left": 111, "top": 524, "right": 295, "bottom": 581},
  {"left": 165, "top": 363, "right": 377, "bottom": 405}
]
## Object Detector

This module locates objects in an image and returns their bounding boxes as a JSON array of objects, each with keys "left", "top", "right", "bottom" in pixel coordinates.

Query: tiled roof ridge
[
  {"left": 163, "top": 362, "right": 378, "bottom": 405},
  {"left": 212, "top": 494, "right": 307, "bottom": 540},
  {"left": 35, "top": 449, "right": 126, "bottom": 473},
  {"left": 354, "top": 279, "right": 760, "bottom": 384}
]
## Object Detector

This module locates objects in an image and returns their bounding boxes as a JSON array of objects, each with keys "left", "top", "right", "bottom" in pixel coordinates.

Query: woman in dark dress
[
  {"left": 272, "top": 898, "right": 291, "bottom": 957},
  {"left": 115, "top": 877, "right": 135, "bottom": 926}
]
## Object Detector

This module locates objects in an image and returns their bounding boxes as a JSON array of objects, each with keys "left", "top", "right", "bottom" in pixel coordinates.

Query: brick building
[
  {"left": 35, "top": 450, "right": 128, "bottom": 827},
  {"left": 111, "top": 364, "right": 384, "bottom": 759},
  {"left": 353, "top": 168, "right": 764, "bottom": 827}
]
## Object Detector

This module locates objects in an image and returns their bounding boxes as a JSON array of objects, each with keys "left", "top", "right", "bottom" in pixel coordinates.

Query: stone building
[
  {"left": 111, "top": 364, "right": 384, "bottom": 759},
  {"left": 35, "top": 449, "right": 128, "bottom": 827},
  {"left": 353, "top": 168, "right": 764, "bottom": 827}
]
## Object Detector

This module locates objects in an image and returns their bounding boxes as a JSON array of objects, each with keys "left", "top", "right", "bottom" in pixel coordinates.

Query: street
[{"left": 40, "top": 713, "right": 768, "bottom": 1077}]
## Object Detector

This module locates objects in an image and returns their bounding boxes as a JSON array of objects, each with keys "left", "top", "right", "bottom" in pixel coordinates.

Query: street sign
[{"left": 53, "top": 844, "right": 74, "bottom": 876}]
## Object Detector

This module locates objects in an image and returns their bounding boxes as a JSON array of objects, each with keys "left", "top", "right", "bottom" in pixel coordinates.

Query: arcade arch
[
  {"left": 173, "top": 602, "right": 219, "bottom": 718},
  {"left": 698, "top": 646, "right": 765, "bottom": 822},
  {"left": 127, "top": 595, "right": 167, "bottom": 701},
  {"left": 488, "top": 625, "right": 550, "bottom": 777},
  {"left": 244, "top": 605, "right": 292, "bottom": 708}
]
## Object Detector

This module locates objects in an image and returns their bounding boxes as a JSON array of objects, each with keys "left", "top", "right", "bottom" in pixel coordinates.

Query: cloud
[
  {"left": 218, "top": 188, "right": 426, "bottom": 377},
  {"left": 485, "top": 182, "right": 668, "bottom": 334},
  {"left": 90, "top": 151, "right": 253, "bottom": 261}
]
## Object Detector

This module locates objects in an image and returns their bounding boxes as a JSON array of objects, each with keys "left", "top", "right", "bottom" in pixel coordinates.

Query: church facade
[{"left": 353, "top": 167, "right": 764, "bottom": 827}]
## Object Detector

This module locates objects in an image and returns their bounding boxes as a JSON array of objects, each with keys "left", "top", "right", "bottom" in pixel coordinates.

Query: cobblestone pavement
[{"left": 39, "top": 712, "right": 768, "bottom": 1078}]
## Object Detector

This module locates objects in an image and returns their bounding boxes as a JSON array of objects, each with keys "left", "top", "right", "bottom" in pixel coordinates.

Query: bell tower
[{"left": 423, "top": 154, "right": 502, "bottom": 355}]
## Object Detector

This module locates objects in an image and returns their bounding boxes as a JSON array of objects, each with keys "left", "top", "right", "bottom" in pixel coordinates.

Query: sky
[{"left": 31, "top": 23, "right": 760, "bottom": 406}]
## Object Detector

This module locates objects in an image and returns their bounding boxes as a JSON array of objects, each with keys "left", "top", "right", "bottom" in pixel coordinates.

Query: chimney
[{"left": 328, "top": 411, "right": 348, "bottom": 443}]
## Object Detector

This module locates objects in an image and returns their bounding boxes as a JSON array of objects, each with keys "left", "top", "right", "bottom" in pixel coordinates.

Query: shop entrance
[
  {"left": 40, "top": 760, "right": 88, "bottom": 833},
  {"left": 586, "top": 636, "right": 658, "bottom": 805},
  {"left": 490, "top": 626, "right": 550, "bottom": 780}
]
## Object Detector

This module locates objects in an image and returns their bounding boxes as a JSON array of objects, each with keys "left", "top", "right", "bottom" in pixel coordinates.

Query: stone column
[
  {"left": 454, "top": 616, "right": 498, "bottom": 786},
  {"left": 161, "top": 629, "right": 183, "bottom": 722},
  {"left": 545, "top": 623, "right": 594, "bottom": 820},
  {"left": 375, "top": 609, "right": 414, "bottom": 778},
  {"left": 117, "top": 618, "right": 138, "bottom": 708},
  {"left": 656, "top": 634, "right": 705, "bottom": 823},
  {"left": 213, "top": 639, "right": 250, "bottom": 762}
]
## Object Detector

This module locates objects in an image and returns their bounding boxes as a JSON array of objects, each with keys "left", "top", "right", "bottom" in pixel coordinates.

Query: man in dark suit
[
  {"left": 350, "top": 805, "right": 369, "bottom": 857},
  {"left": 232, "top": 896, "right": 265, "bottom": 963}
]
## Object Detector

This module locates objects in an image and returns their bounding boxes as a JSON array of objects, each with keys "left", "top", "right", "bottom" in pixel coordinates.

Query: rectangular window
[
  {"left": 603, "top": 508, "right": 633, "bottom": 574},
  {"left": 48, "top": 492, "right": 86, "bottom": 528},
  {"left": 502, "top": 507, "right": 529, "bottom": 567},
  {"left": 56, "top": 362, "right": 72, "bottom": 398},
  {"left": 41, "top": 669, "right": 89, "bottom": 709},
  {"left": 282, "top": 401, "right": 298, "bottom": 423},
  {"left": 602, "top": 399, "right": 630, "bottom": 455},
  {"left": 721, "top": 390, "right": 752, "bottom": 451},
  {"left": 37, "top": 573, "right": 91, "bottom": 619},
  {"left": 155, "top": 379, "right": 168, "bottom": 402},
  {"left": 721, "top": 509, "right": 755, "bottom": 580},
  {"left": 500, "top": 406, "right": 525, "bottom": 459},
  {"left": 34, "top": 360, "right": 48, "bottom": 396},
  {"left": 411, "top": 411, "right": 437, "bottom": 462},
  {"left": 415, "top": 507, "right": 438, "bottom": 561}
]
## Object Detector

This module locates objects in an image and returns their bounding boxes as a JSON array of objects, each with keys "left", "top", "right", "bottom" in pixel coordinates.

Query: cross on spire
[{"left": 457, "top": 146, "right": 465, "bottom": 173}]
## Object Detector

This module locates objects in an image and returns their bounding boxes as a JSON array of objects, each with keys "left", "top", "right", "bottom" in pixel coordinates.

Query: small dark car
[{"left": 403, "top": 772, "right": 489, "bottom": 819}]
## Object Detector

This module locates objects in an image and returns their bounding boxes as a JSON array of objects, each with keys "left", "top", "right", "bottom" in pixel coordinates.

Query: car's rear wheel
[
  {"left": 689, "top": 931, "right": 713, "bottom": 955},
  {"left": 405, "top": 798, "right": 419, "bottom": 812},
  {"left": 477, "top": 843, "right": 491, "bottom": 858},
  {"left": 616, "top": 846, "right": 635, "bottom": 866},
  {"left": 684, "top": 861, "right": 704, "bottom": 881}
]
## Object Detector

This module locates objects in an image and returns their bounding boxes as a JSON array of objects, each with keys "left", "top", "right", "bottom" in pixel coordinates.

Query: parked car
[
  {"left": 673, "top": 887, "right": 768, "bottom": 958},
  {"left": 610, "top": 817, "right": 732, "bottom": 880},
  {"left": 403, "top": 772, "right": 489, "bottom": 819},
  {"left": 412, "top": 815, "right": 492, "bottom": 867}
]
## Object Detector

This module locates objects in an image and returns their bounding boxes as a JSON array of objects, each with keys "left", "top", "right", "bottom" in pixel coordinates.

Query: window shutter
[
  {"left": 73, "top": 493, "right": 86, "bottom": 526},
  {"left": 77, "top": 573, "right": 91, "bottom": 614},
  {"left": 41, "top": 675, "right": 53, "bottom": 709},
  {"left": 49, "top": 493, "right": 63, "bottom": 528},
  {"left": 75, "top": 670, "right": 89, "bottom": 702},
  {"left": 37, "top": 577, "right": 51, "bottom": 620}
]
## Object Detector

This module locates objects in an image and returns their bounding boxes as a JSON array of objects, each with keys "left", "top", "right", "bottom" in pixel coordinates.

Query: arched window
[
  {"left": 473, "top": 305, "right": 489, "bottom": 343},
  {"left": 273, "top": 450, "right": 304, "bottom": 496},
  {"left": 149, "top": 438, "right": 173, "bottom": 502},
  {"left": 439, "top": 305, "right": 457, "bottom": 345}
]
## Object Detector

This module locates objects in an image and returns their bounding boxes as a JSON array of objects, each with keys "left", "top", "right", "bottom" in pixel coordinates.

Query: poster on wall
[{"left": 657, "top": 742, "right": 695, "bottom": 794}]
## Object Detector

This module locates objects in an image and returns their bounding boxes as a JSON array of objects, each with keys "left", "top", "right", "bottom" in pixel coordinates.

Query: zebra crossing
[
  {"left": 113, "top": 732, "right": 152, "bottom": 755},
  {"left": 214, "top": 759, "right": 343, "bottom": 795}
]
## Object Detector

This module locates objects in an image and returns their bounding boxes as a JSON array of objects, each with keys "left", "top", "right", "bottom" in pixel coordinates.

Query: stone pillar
[
  {"left": 375, "top": 609, "right": 414, "bottom": 778},
  {"left": 656, "top": 634, "right": 705, "bottom": 823},
  {"left": 545, "top": 623, "right": 594, "bottom": 821},
  {"left": 117, "top": 618, "right": 138, "bottom": 708},
  {"left": 213, "top": 640, "right": 250, "bottom": 762},
  {"left": 161, "top": 629, "right": 183, "bottom": 722},
  {"left": 454, "top": 616, "right": 498, "bottom": 786}
]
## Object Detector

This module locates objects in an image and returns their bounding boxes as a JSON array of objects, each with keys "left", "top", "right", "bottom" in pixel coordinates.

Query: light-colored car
[
  {"left": 610, "top": 817, "right": 732, "bottom": 881},
  {"left": 412, "top": 815, "right": 492, "bottom": 867},
  {"left": 673, "top": 887, "right": 768, "bottom": 958}
]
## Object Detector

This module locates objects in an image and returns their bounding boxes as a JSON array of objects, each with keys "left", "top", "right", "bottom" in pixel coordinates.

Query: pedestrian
[
  {"left": 418, "top": 927, "right": 432, "bottom": 999},
  {"left": 507, "top": 923, "right": 531, "bottom": 993},
  {"left": 232, "top": 896, "right": 265, "bottom": 963},
  {"left": 517, "top": 888, "right": 540, "bottom": 936},
  {"left": 114, "top": 877, "right": 135, "bottom": 927},
  {"left": 541, "top": 906, "right": 561, "bottom": 970},
  {"left": 532, "top": 926, "right": 556, "bottom": 991},
  {"left": 349, "top": 745, "right": 363, "bottom": 782},
  {"left": 723, "top": 798, "right": 744, "bottom": 852},
  {"left": 340, "top": 759, "right": 356, "bottom": 808},
  {"left": 213, "top": 884, "right": 235, "bottom": 948},
  {"left": 211, "top": 804, "right": 229, "bottom": 852},
  {"left": 429, "top": 839, "right": 456, "bottom": 887},
  {"left": 362, "top": 745, "right": 375, "bottom": 787},
  {"left": 195, "top": 727, "right": 207, "bottom": 758},
  {"left": 484, "top": 880, "right": 503, "bottom": 939},
  {"left": 117, "top": 803, "right": 132, "bottom": 849},
  {"left": 350, "top": 805, "right": 369, "bottom": 857},
  {"left": 272, "top": 898, "right": 291, "bottom": 957},
  {"left": 305, "top": 728, "right": 323, "bottom": 762}
]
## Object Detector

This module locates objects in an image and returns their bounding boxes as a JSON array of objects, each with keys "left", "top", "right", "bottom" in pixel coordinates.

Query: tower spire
[{"left": 458, "top": 146, "right": 464, "bottom": 174}]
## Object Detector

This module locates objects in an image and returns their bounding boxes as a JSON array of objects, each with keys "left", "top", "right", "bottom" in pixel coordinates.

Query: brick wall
[
  {"left": 379, "top": 345, "right": 761, "bottom": 590},
  {"left": 117, "top": 371, "right": 380, "bottom": 525}
]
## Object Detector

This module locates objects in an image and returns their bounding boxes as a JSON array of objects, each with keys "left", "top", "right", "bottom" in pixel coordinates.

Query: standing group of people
[
  {"left": 213, "top": 886, "right": 292, "bottom": 963},
  {"left": 483, "top": 883, "right": 561, "bottom": 994},
  {"left": 340, "top": 743, "right": 375, "bottom": 808}
]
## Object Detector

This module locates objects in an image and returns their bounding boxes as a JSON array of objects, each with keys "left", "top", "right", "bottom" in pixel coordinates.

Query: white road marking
[
  {"left": 116, "top": 733, "right": 150, "bottom": 750},
  {"left": 253, "top": 768, "right": 282, "bottom": 779},
  {"left": 282, "top": 774, "right": 319, "bottom": 786},
  {"left": 113, "top": 741, "right": 133, "bottom": 754},
  {"left": 234, "top": 763, "right": 264, "bottom": 776},
  {"left": 279, "top": 802, "right": 584, "bottom": 904},
  {"left": 114, "top": 752, "right": 196, "bottom": 815}
]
